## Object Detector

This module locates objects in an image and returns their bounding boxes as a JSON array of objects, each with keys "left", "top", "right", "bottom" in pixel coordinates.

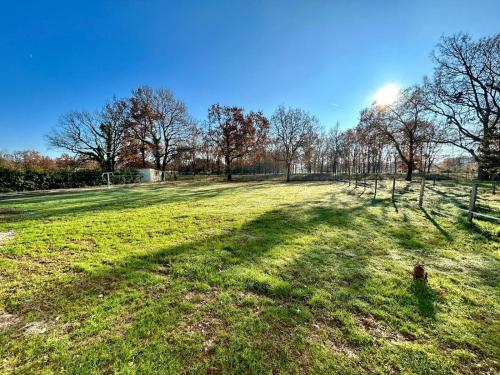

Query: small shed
[{"left": 138, "top": 168, "right": 162, "bottom": 183}]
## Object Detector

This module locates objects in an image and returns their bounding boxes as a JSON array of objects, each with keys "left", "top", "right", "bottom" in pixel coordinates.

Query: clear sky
[{"left": 1, "top": 0, "right": 499, "bottom": 154}]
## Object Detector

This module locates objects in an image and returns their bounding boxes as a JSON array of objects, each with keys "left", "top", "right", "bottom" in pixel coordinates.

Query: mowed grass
[{"left": 0, "top": 181, "right": 498, "bottom": 374}]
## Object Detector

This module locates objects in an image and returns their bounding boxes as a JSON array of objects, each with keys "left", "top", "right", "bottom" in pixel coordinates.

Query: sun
[{"left": 373, "top": 83, "right": 400, "bottom": 106}]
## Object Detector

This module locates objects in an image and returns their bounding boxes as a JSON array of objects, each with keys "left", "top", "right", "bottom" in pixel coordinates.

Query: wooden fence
[{"left": 339, "top": 174, "right": 499, "bottom": 225}]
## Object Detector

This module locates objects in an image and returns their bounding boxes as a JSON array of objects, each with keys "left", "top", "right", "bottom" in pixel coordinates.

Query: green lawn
[{"left": 0, "top": 181, "right": 498, "bottom": 374}]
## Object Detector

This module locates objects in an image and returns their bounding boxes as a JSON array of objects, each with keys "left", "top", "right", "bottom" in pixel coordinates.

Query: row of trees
[
  {"left": 0, "top": 150, "right": 78, "bottom": 171},
  {"left": 47, "top": 32, "right": 498, "bottom": 181},
  {"left": 48, "top": 87, "right": 194, "bottom": 174},
  {"left": 356, "top": 33, "right": 499, "bottom": 180}
]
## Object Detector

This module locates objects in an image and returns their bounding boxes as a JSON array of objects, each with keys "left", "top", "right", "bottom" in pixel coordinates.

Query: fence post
[
  {"left": 418, "top": 176, "right": 426, "bottom": 207},
  {"left": 355, "top": 173, "right": 358, "bottom": 187},
  {"left": 468, "top": 184, "right": 478, "bottom": 222},
  {"left": 392, "top": 176, "right": 396, "bottom": 201},
  {"left": 102, "top": 172, "right": 112, "bottom": 189},
  {"left": 374, "top": 174, "right": 378, "bottom": 199}
]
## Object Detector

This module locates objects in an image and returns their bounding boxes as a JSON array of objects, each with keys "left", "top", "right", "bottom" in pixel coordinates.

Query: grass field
[{"left": 0, "top": 180, "right": 498, "bottom": 374}]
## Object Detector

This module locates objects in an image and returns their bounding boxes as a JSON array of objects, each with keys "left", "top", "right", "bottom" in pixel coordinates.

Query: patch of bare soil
[
  {"left": 0, "top": 312, "right": 21, "bottom": 331},
  {"left": 308, "top": 322, "right": 358, "bottom": 358},
  {"left": 326, "top": 340, "right": 357, "bottom": 357},
  {"left": 0, "top": 313, "right": 52, "bottom": 336},
  {"left": 23, "top": 321, "right": 49, "bottom": 335},
  {"left": 184, "top": 288, "right": 219, "bottom": 306},
  {"left": 357, "top": 315, "right": 409, "bottom": 344},
  {"left": 171, "top": 311, "right": 227, "bottom": 359},
  {"left": 174, "top": 291, "right": 226, "bottom": 358},
  {"left": 0, "top": 230, "right": 17, "bottom": 247}
]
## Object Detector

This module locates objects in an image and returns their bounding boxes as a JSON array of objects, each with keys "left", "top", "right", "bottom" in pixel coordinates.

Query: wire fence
[{"left": 335, "top": 173, "right": 499, "bottom": 236}]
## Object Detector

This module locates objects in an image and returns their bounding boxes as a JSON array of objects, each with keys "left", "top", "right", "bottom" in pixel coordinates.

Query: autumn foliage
[{"left": 207, "top": 104, "right": 269, "bottom": 181}]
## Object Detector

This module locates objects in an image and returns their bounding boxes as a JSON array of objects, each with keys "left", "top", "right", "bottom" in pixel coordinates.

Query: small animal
[{"left": 413, "top": 264, "right": 428, "bottom": 281}]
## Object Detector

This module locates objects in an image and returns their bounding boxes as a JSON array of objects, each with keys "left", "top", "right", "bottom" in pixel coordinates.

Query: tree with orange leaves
[{"left": 207, "top": 104, "right": 269, "bottom": 181}]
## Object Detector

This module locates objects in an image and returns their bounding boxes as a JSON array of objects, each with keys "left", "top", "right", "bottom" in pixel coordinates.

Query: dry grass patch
[{"left": 0, "top": 230, "right": 17, "bottom": 247}]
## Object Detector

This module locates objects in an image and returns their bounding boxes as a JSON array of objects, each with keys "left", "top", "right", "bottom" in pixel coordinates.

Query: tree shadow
[
  {"left": 410, "top": 279, "right": 437, "bottom": 318},
  {"left": 420, "top": 208, "right": 452, "bottom": 241},
  {"left": 426, "top": 186, "right": 469, "bottom": 209},
  {"left": 0, "top": 182, "right": 274, "bottom": 223},
  {"left": 392, "top": 200, "right": 399, "bottom": 213},
  {"left": 8, "top": 201, "right": 373, "bottom": 317},
  {"left": 456, "top": 215, "right": 498, "bottom": 240},
  {"left": 426, "top": 184, "right": 497, "bottom": 219},
  {"left": 2, "top": 191, "right": 460, "bottom": 373}
]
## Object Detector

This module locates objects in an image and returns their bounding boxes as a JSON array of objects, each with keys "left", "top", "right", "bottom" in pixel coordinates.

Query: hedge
[{"left": 0, "top": 168, "right": 105, "bottom": 192}]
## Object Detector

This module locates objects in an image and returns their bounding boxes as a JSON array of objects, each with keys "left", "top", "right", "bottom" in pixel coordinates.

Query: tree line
[{"left": 42, "top": 32, "right": 498, "bottom": 182}]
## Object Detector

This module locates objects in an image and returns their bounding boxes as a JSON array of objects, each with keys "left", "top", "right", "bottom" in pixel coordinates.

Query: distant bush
[{"left": 0, "top": 168, "right": 105, "bottom": 192}]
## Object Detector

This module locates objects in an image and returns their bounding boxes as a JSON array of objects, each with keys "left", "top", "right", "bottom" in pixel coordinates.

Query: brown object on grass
[{"left": 413, "top": 264, "right": 428, "bottom": 281}]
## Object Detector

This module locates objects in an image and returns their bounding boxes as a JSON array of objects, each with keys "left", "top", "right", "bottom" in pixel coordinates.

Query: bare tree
[
  {"left": 365, "top": 86, "right": 436, "bottom": 181},
  {"left": 418, "top": 127, "right": 441, "bottom": 174},
  {"left": 155, "top": 89, "right": 192, "bottom": 173},
  {"left": 186, "top": 123, "right": 203, "bottom": 175},
  {"left": 327, "top": 122, "right": 342, "bottom": 174},
  {"left": 424, "top": 33, "right": 500, "bottom": 180},
  {"left": 271, "top": 106, "right": 317, "bottom": 182},
  {"left": 301, "top": 128, "right": 319, "bottom": 174},
  {"left": 48, "top": 98, "right": 129, "bottom": 172},
  {"left": 207, "top": 104, "right": 269, "bottom": 181},
  {"left": 129, "top": 86, "right": 192, "bottom": 174}
]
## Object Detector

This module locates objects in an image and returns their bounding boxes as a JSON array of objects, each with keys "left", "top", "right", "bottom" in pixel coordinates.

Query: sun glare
[{"left": 373, "top": 83, "right": 400, "bottom": 106}]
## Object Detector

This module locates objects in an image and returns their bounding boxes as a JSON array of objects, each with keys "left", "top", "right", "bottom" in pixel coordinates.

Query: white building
[{"left": 138, "top": 168, "right": 162, "bottom": 183}]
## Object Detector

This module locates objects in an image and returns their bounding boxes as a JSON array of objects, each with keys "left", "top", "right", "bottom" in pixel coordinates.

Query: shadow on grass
[
  {"left": 2, "top": 192, "right": 461, "bottom": 373},
  {"left": 410, "top": 279, "right": 437, "bottom": 318},
  {"left": 456, "top": 215, "right": 498, "bottom": 240},
  {"left": 0, "top": 182, "right": 275, "bottom": 223},
  {"left": 8, "top": 201, "right": 371, "bottom": 316},
  {"left": 426, "top": 184, "right": 497, "bottom": 218},
  {"left": 392, "top": 200, "right": 399, "bottom": 213},
  {"left": 420, "top": 208, "right": 452, "bottom": 241},
  {"left": 426, "top": 186, "right": 469, "bottom": 209}
]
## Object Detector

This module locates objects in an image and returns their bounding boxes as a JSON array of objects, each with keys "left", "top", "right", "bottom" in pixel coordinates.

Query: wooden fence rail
[{"left": 342, "top": 176, "right": 499, "bottom": 225}]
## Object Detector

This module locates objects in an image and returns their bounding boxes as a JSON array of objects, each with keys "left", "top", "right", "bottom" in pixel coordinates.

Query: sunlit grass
[{"left": 0, "top": 181, "right": 498, "bottom": 374}]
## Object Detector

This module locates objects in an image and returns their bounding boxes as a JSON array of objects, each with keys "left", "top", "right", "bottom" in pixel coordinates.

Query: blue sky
[{"left": 1, "top": 0, "right": 499, "bottom": 154}]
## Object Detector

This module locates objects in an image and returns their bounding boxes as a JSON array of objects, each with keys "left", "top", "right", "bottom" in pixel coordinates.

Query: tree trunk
[
  {"left": 286, "top": 163, "right": 291, "bottom": 182},
  {"left": 405, "top": 160, "right": 414, "bottom": 181},
  {"left": 154, "top": 153, "right": 161, "bottom": 171},
  {"left": 140, "top": 142, "right": 146, "bottom": 168},
  {"left": 99, "top": 160, "right": 107, "bottom": 172},
  {"left": 225, "top": 156, "right": 232, "bottom": 181},
  {"left": 477, "top": 165, "right": 490, "bottom": 181}
]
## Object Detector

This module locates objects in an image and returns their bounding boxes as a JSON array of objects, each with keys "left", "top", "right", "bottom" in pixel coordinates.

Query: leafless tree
[
  {"left": 423, "top": 33, "right": 500, "bottom": 180},
  {"left": 185, "top": 123, "right": 203, "bottom": 175},
  {"left": 271, "top": 106, "right": 318, "bottom": 181},
  {"left": 365, "top": 86, "right": 436, "bottom": 180},
  {"left": 48, "top": 98, "right": 129, "bottom": 171},
  {"left": 301, "top": 128, "right": 319, "bottom": 174},
  {"left": 326, "top": 122, "right": 342, "bottom": 174}
]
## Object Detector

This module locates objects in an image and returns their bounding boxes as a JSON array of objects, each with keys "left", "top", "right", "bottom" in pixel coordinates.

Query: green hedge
[{"left": 0, "top": 168, "right": 105, "bottom": 192}]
